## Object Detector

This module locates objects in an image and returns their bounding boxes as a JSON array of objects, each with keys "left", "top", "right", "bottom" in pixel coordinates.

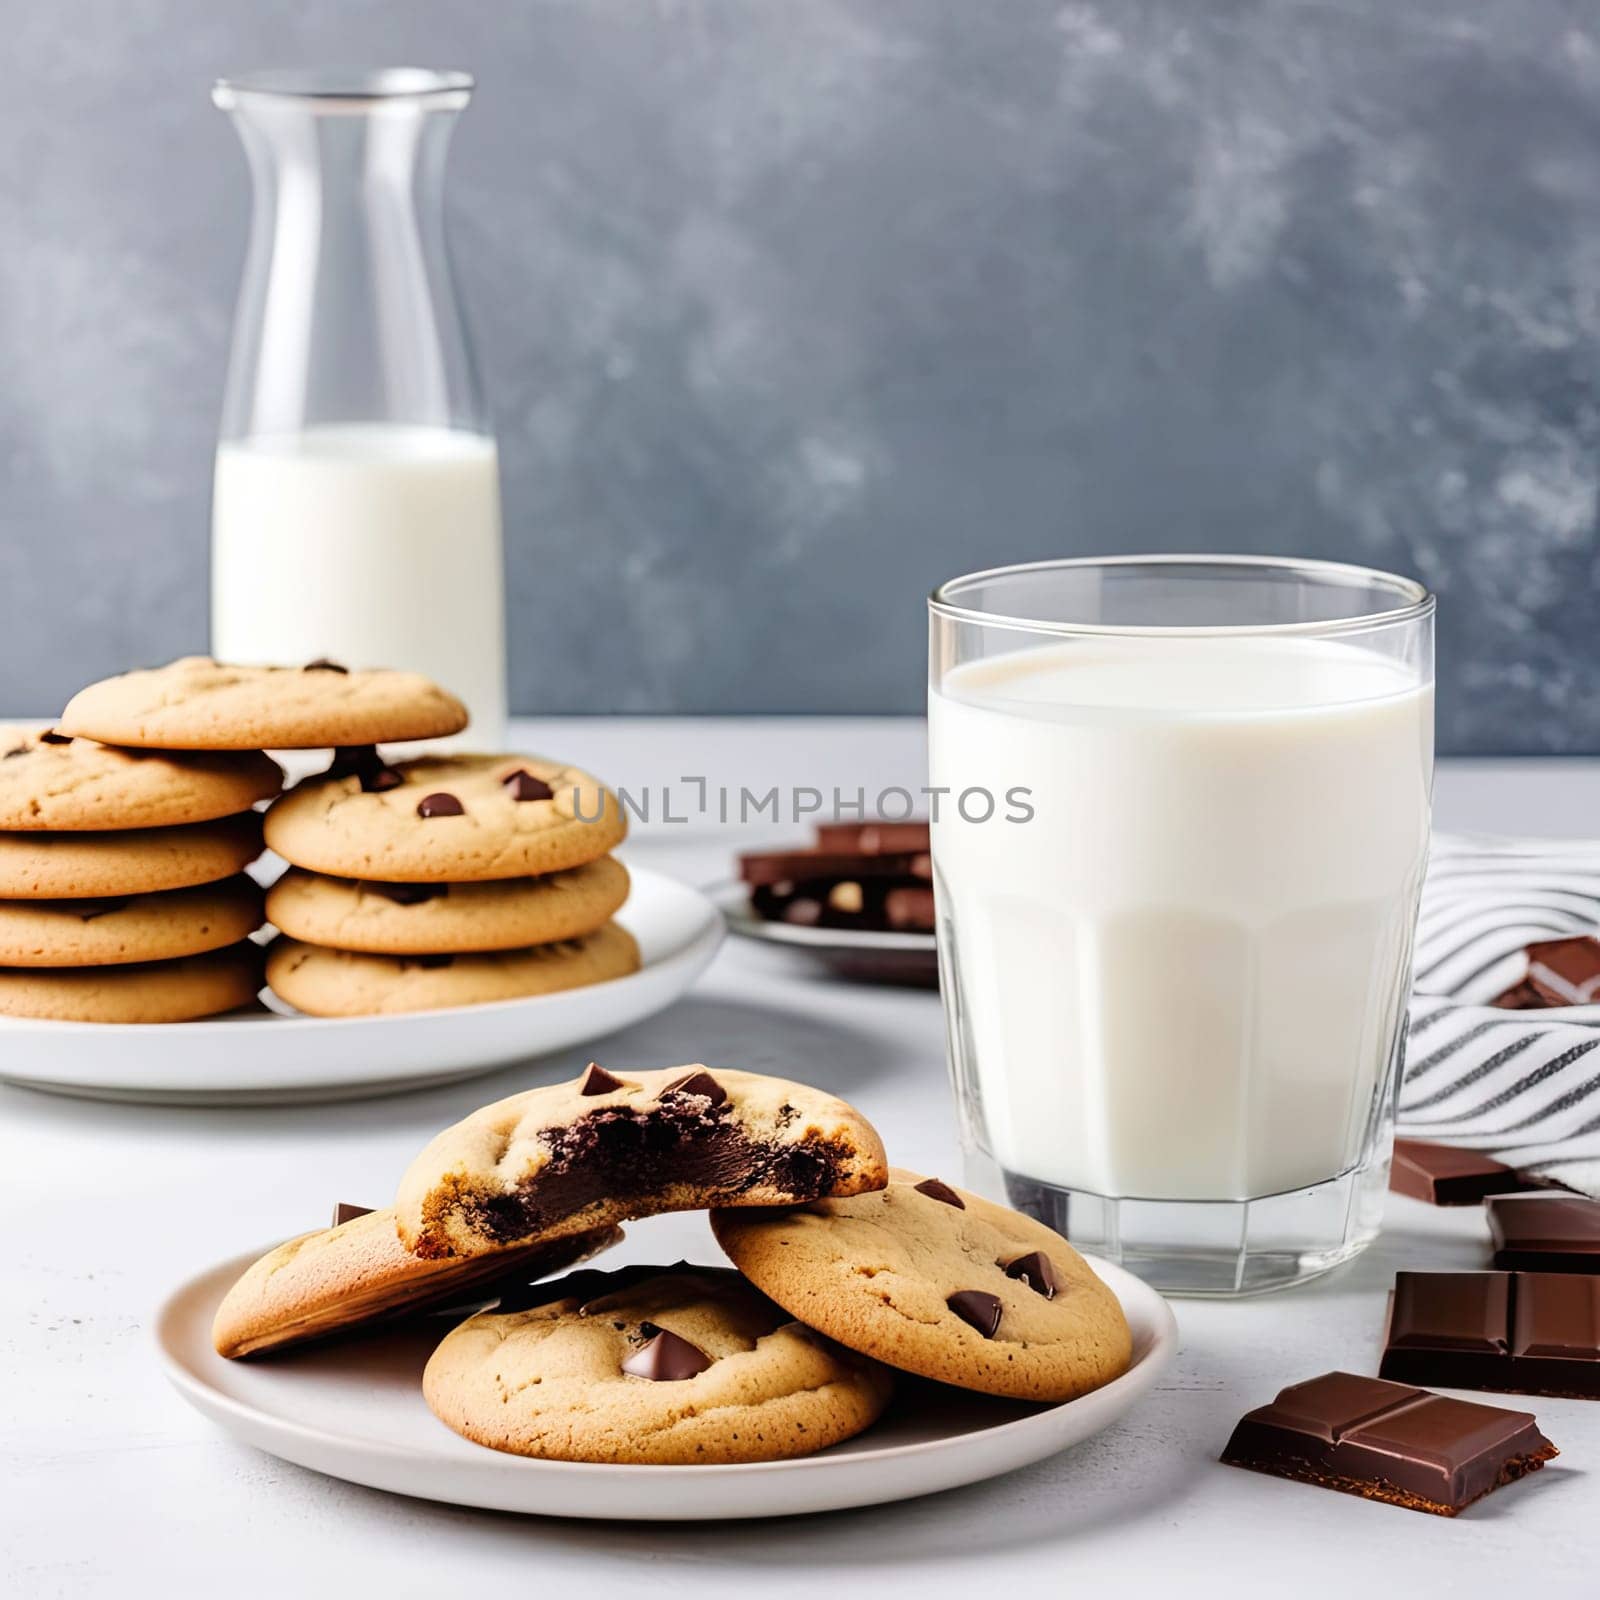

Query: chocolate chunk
[
  {"left": 303, "top": 658, "right": 349, "bottom": 674},
  {"left": 1489, "top": 1194, "right": 1600, "bottom": 1273},
  {"left": 1221, "top": 1370, "right": 1558, "bottom": 1516},
  {"left": 75, "top": 898, "right": 130, "bottom": 922},
  {"left": 1005, "top": 1251, "right": 1061, "bottom": 1299},
  {"left": 328, "top": 746, "right": 405, "bottom": 793},
  {"left": 38, "top": 729, "right": 73, "bottom": 745},
  {"left": 1389, "top": 1139, "right": 1529, "bottom": 1207},
  {"left": 884, "top": 886, "right": 936, "bottom": 931},
  {"left": 416, "top": 792, "right": 465, "bottom": 819},
  {"left": 947, "top": 1290, "right": 1003, "bottom": 1337},
  {"left": 502, "top": 769, "right": 555, "bottom": 802},
  {"left": 1524, "top": 936, "right": 1600, "bottom": 1006},
  {"left": 815, "top": 821, "right": 930, "bottom": 854},
  {"left": 332, "top": 1202, "right": 374, "bottom": 1227},
  {"left": 1380, "top": 1270, "right": 1600, "bottom": 1398},
  {"left": 662, "top": 1069, "right": 727, "bottom": 1106},
  {"left": 365, "top": 881, "right": 447, "bottom": 906},
  {"left": 578, "top": 1062, "right": 625, "bottom": 1096},
  {"left": 621, "top": 1328, "right": 713, "bottom": 1381},
  {"left": 913, "top": 1177, "right": 965, "bottom": 1209},
  {"left": 1492, "top": 979, "right": 1551, "bottom": 1010}
]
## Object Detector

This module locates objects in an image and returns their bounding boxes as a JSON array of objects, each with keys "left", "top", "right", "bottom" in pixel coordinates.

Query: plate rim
[{"left": 153, "top": 1247, "right": 1177, "bottom": 1494}]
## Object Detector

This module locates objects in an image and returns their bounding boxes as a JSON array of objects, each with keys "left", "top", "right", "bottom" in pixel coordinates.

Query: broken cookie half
[{"left": 396, "top": 1062, "right": 889, "bottom": 1260}]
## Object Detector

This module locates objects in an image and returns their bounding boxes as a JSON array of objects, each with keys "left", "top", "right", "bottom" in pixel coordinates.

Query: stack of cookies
[
  {"left": 211, "top": 1062, "right": 1134, "bottom": 1466},
  {"left": 0, "top": 727, "right": 281, "bottom": 1023},
  {"left": 261, "top": 751, "right": 636, "bottom": 1016}
]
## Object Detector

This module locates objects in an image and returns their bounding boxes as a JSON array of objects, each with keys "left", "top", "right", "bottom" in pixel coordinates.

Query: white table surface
[{"left": 3, "top": 718, "right": 1597, "bottom": 1599}]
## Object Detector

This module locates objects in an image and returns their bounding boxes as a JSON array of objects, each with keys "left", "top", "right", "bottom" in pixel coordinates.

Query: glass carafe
[{"left": 211, "top": 68, "right": 506, "bottom": 744}]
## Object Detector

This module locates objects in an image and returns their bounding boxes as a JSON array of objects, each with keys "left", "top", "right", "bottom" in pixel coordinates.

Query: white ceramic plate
[
  {"left": 0, "top": 867, "right": 723, "bottom": 1106},
  {"left": 709, "top": 880, "right": 938, "bottom": 987},
  {"left": 155, "top": 1249, "right": 1176, "bottom": 1521}
]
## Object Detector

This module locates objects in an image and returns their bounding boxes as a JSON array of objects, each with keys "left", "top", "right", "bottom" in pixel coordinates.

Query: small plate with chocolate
[{"left": 714, "top": 821, "right": 938, "bottom": 987}]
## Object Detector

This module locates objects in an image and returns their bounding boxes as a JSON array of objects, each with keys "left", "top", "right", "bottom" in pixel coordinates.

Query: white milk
[
  {"left": 928, "top": 636, "right": 1432, "bottom": 1202},
  {"left": 212, "top": 425, "right": 507, "bottom": 742}
]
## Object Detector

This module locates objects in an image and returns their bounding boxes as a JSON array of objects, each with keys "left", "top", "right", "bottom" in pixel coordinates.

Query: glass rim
[
  {"left": 928, "top": 554, "right": 1434, "bottom": 640},
  {"left": 212, "top": 67, "right": 473, "bottom": 112}
]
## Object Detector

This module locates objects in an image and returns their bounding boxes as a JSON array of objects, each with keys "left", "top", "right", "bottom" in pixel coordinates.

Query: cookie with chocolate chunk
[
  {"left": 423, "top": 1262, "right": 893, "bottom": 1464},
  {"left": 265, "top": 922, "right": 640, "bottom": 1016},
  {"left": 265, "top": 856, "right": 629, "bottom": 954},
  {"left": 396, "top": 1063, "right": 889, "bottom": 1260},
  {"left": 212, "top": 1204, "right": 623, "bottom": 1358},
  {"left": 0, "top": 725, "right": 280, "bottom": 830},
  {"left": 58, "top": 656, "right": 467, "bottom": 750},
  {"left": 711, "top": 1169, "right": 1132, "bottom": 1402},
  {"left": 264, "top": 753, "right": 626, "bottom": 882}
]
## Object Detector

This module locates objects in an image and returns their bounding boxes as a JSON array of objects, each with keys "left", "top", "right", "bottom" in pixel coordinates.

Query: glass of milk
[
  {"left": 929, "top": 557, "right": 1434, "bottom": 1295},
  {"left": 211, "top": 69, "right": 505, "bottom": 743}
]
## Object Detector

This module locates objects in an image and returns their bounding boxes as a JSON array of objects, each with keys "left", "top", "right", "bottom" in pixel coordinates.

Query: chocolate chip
[
  {"left": 1004, "top": 1251, "right": 1061, "bottom": 1299},
  {"left": 621, "top": 1328, "right": 712, "bottom": 1382},
  {"left": 303, "top": 658, "right": 349, "bottom": 674},
  {"left": 637, "top": 1321, "right": 662, "bottom": 1341},
  {"left": 332, "top": 1202, "right": 374, "bottom": 1227},
  {"left": 502, "top": 768, "right": 555, "bottom": 802},
  {"left": 365, "top": 881, "right": 447, "bottom": 906},
  {"left": 416, "top": 792, "right": 465, "bottom": 819},
  {"left": 913, "top": 1177, "right": 965, "bottom": 1209},
  {"left": 38, "top": 730, "right": 73, "bottom": 745},
  {"left": 76, "top": 898, "right": 129, "bottom": 922},
  {"left": 327, "top": 746, "right": 405, "bottom": 793},
  {"left": 947, "top": 1290, "right": 1003, "bottom": 1338},
  {"left": 578, "top": 1062, "right": 625, "bottom": 1096},
  {"left": 661, "top": 1069, "right": 727, "bottom": 1107}
]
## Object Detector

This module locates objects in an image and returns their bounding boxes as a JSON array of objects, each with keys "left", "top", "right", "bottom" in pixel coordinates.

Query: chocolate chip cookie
[
  {"left": 265, "top": 856, "right": 629, "bottom": 954},
  {"left": 0, "top": 812, "right": 264, "bottom": 899},
  {"left": 0, "top": 874, "right": 264, "bottom": 966},
  {"left": 711, "top": 1169, "right": 1132, "bottom": 1402},
  {"left": 396, "top": 1063, "right": 889, "bottom": 1260},
  {"left": 0, "top": 725, "right": 280, "bottom": 830},
  {"left": 0, "top": 940, "right": 264, "bottom": 1023},
  {"left": 212, "top": 1203, "right": 623, "bottom": 1359},
  {"left": 422, "top": 1263, "right": 893, "bottom": 1464},
  {"left": 264, "top": 921, "right": 640, "bottom": 1016},
  {"left": 263, "top": 752, "right": 626, "bottom": 881},
  {"left": 59, "top": 656, "right": 467, "bottom": 750}
]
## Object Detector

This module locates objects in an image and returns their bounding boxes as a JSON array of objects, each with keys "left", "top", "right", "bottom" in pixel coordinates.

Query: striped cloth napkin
[{"left": 1402, "top": 833, "right": 1600, "bottom": 1196}]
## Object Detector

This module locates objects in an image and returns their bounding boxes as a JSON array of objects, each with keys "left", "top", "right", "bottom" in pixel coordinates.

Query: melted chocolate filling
[{"left": 472, "top": 1099, "right": 845, "bottom": 1242}]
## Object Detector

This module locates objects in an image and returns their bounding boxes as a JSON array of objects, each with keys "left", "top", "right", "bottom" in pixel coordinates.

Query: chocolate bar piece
[
  {"left": 1389, "top": 1139, "right": 1529, "bottom": 1206},
  {"left": 1489, "top": 1194, "right": 1600, "bottom": 1273},
  {"left": 1490, "top": 934, "right": 1600, "bottom": 1009},
  {"left": 1221, "top": 1370, "right": 1558, "bottom": 1516},
  {"left": 738, "top": 848, "right": 931, "bottom": 888},
  {"left": 1380, "top": 1271, "right": 1600, "bottom": 1399},
  {"left": 814, "top": 821, "right": 930, "bottom": 854}
]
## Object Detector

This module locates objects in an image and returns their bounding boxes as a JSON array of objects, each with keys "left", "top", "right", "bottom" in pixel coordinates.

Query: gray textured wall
[{"left": 2, "top": 1, "right": 1598, "bottom": 751}]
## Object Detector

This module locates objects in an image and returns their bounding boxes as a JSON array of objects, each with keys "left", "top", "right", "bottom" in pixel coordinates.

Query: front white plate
[
  {"left": 0, "top": 867, "right": 722, "bottom": 1105},
  {"left": 155, "top": 1250, "right": 1176, "bottom": 1522}
]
